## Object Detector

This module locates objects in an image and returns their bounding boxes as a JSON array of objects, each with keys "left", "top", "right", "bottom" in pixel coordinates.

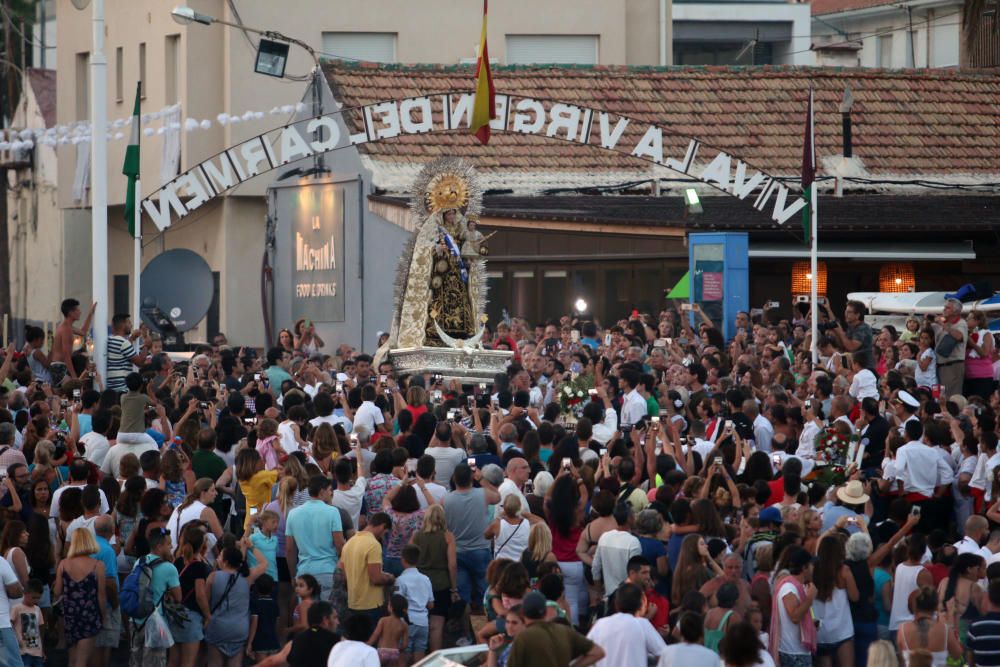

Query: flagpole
[
  {"left": 132, "top": 178, "right": 142, "bottom": 326},
  {"left": 810, "top": 179, "right": 819, "bottom": 365}
]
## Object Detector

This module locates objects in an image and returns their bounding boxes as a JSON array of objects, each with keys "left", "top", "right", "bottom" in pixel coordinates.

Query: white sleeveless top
[
  {"left": 168, "top": 500, "right": 207, "bottom": 552},
  {"left": 890, "top": 563, "right": 924, "bottom": 630},
  {"left": 493, "top": 518, "right": 529, "bottom": 561},
  {"left": 813, "top": 586, "right": 854, "bottom": 644},
  {"left": 900, "top": 620, "right": 950, "bottom": 667}
]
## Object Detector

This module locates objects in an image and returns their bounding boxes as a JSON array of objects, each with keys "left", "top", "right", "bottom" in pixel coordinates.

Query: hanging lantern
[
  {"left": 791, "top": 261, "right": 828, "bottom": 296},
  {"left": 879, "top": 263, "right": 915, "bottom": 293}
]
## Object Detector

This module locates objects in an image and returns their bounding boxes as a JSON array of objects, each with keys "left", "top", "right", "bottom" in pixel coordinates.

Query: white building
[
  {"left": 811, "top": 0, "right": 961, "bottom": 68},
  {"left": 673, "top": 0, "right": 814, "bottom": 65}
]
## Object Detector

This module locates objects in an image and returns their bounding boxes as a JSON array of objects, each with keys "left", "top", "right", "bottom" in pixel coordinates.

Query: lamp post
[
  {"left": 72, "top": 0, "right": 108, "bottom": 378},
  {"left": 170, "top": 6, "right": 320, "bottom": 69}
]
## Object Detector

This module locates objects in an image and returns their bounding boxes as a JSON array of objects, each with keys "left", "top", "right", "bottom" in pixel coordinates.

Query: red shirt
[
  {"left": 548, "top": 521, "right": 583, "bottom": 562},
  {"left": 764, "top": 478, "right": 784, "bottom": 507},
  {"left": 404, "top": 404, "right": 429, "bottom": 422},
  {"left": 647, "top": 589, "right": 670, "bottom": 630}
]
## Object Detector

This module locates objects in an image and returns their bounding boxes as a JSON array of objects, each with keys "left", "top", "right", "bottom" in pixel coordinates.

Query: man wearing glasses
[{"left": 0, "top": 464, "right": 32, "bottom": 522}]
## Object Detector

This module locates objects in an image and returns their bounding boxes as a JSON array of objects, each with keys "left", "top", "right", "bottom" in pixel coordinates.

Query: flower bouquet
[
  {"left": 812, "top": 427, "right": 860, "bottom": 487},
  {"left": 558, "top": 374, "right": 595, "bottom": 419}
]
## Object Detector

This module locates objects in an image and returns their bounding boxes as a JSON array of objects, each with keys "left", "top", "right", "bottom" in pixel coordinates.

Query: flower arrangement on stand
[
  {"left": 558, "top": 375, "right": 595, "bottom": 422},
  {"left": 812, "top": 427, "right": 859, "bottom": 487}
]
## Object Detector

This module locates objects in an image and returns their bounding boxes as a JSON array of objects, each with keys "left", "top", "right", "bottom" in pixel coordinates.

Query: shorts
[
  {"left": 49, "top": 362, "right": 68, "bottom": 386},
  {"left": 276, "top": 557, "right": 291, "bottom": 583},
  {"left": 779, "top": 653, "right": 813, "bottom": 667},
  {"left": 95, "top": 605, "right": 122, "bottom": 648},
  {"left": 431, "top": 589, "right": 453, "bottom": 618},
  {"left": 817, "top": 637, "right": 852, "bottom": 656},
  {"left": 407, "top": 624, "right": 429, "bottom": 654},
  {"left": 378, "top": 648, "right": 400, "bottom": 662},
  {"left": 169, "top": 608, "right": 203, "bottom": 644}
]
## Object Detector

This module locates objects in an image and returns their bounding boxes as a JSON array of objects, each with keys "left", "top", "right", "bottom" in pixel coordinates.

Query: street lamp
[{"left": 171, "top": 5, "right": 320, "bottom": 71}]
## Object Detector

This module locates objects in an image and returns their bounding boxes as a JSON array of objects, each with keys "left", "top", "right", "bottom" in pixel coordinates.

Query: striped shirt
[
  {"left": 106, "top": 335, "right": 139, "bottom": 392},
  {"left": 969, "top": 611, "right": 1000, "bottom": 666}
]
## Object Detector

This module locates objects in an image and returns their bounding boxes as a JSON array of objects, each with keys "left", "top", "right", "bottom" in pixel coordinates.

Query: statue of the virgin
[{"left": 376, "top": 159, "right": 489, "bottom": 362}]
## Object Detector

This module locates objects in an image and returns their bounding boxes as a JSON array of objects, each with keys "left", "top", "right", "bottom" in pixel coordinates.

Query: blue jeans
[
  {"left": 0, "top": 628, "right": 24, "bottom": 667},
  {"left": 383, "top": 557, "right": 404, "bottom": 577},
  {"left": 456, "top": 548, "right": 491, "bottom": 605},
  {"left": 854, "top": 621, "right": 878, "bottom": 667}
]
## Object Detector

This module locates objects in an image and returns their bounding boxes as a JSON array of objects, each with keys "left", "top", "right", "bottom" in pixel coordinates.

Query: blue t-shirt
[
  {"left": 874, "top": 567, "right": 892, "bottom": 627},
  {"left": 249, "top": 530, "right": 279, "bottom": 581},
  {"left": 285, "top": 500, "right": 344, "bottom": 576},
  {"left": 637, "top": 536, "right": 669, "bottom": 596},
  {"left": 820, "top": 502, "right": 867, "bottom": 534},
  {"left": 92, "top": 536, "right": 118, "bottom": 586},
  {"left": 146, "top": 428, "right": 166, "bottom": 446},
  {"left": 136, "top": 554, "right": 180, "bottom": 609},
  {"left": 78, "top": 413, "right": 93, "bottom": 437}
]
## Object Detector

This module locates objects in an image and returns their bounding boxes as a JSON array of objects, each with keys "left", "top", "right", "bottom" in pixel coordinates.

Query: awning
[
  {"left": 748, "top": 241, "right": 975, "bottom": 261},
  {"left": 666, "top": 271, "right": 690, "bottom": 299}
]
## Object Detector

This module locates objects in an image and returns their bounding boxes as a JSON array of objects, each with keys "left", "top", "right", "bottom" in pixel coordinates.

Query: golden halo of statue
[{"left": 424, "top": 173, "right": 470, "bottom": 214}]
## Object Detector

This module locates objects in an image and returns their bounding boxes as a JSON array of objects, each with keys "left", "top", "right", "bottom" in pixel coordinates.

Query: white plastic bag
[{"left": 144, "top": 609, "right": 175, "bottom": 649}]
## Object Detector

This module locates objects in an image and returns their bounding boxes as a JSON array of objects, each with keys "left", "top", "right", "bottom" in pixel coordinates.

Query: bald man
[
  {"left": 92, "top": 514, "right": 121, "bottom": 663},
  {"left": 496, "top": 457, "right": 535, "bottom": 518},
  {"left": 699, "top": 554, "right": 753, "bottom": 617},
  {"left": 956, "top": 515, "right": 993, "bottom": 560}
]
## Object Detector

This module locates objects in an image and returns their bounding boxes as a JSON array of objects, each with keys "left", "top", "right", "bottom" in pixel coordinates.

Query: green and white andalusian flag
[{"left": 123, "top": 82, "right": 141, "bottom": 237}]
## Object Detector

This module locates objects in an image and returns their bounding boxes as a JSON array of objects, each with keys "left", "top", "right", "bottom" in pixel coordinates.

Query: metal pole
[
  {"left": 90, "top": 0, "right": 108, "bottom": 377},
  {"left": 810, "top": 182, "right": 819, "bottom": 365},
  {"left": 132, "top": 178, "right": 141, "bottom": 325}
]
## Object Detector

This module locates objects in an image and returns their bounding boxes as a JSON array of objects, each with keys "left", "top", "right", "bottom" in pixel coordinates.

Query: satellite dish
[{"left": 139, "top": 249, "right": 213, "bottom": 333}]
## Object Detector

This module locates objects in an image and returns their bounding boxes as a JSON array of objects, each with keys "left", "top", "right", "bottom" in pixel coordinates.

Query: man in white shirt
[
  {"left": 655, "top": 610, "right": 719, "bottom": 667},
  {"left": 848, "top": 353, "right": 880, "bottom": 401},
  {"left": 496, "top": 457, "right": 533, "bottom": 517},
  {"left": 52, "top": 460, "right": 111, "bottom": 514},
  {"left": 592, "top": 504, "right": 642, "bottom": 606},
  {"left": 895, "top": 420, "right": 952, "bottom": 500},
  {"left": 619, "top": 369, "right": 647, "bottom": 428},
  {"left": 586, "top": 582, "right": 666, "bottom": 667},
  {"left": 327, "top": 614, "right": 380, "bottom": 667},
  {"left": 895, "top": 391, "right": 921, "bottom": 436},
  {"left": 330, "top": 456, "right": 367, "bottom": 530},
  {"left": 309, "top": 391, "right": 353, "bottom": 434},
  {"left": 955, "top": 515, "right": 993, "bottom": 560},
  {"left": 0, "top": 553, "right": 25, "bottom": 667},
  {"left": 583, "top": 389, "right": 618, "bottom": 445},
  {"left": 973, "top": 432, "right": 1000, "bottom": 502},
  {"left": 414, "top": 456, "right": 447, "bottom": 509},
  {"left": 79, "top": 411, "right": 112, "bottom": 467},
  {"left": 742, "top": 400, "right": 772, "bottom": 452},
  {"left": 352, "top": 384, "right": 386, "bottom": 435}
]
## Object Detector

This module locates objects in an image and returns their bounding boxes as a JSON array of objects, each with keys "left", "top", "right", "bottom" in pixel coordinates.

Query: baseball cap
[
  {"left": 759, "top": 506, "right": 784, "bottom": 525},
  {"left": 522, "top": 591, "right": 547, "bottom": 620}
]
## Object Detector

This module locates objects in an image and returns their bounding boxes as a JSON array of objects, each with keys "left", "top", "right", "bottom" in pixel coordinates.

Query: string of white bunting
[{"left": 0, "top": 101, "right": 309, "bottom": 151}]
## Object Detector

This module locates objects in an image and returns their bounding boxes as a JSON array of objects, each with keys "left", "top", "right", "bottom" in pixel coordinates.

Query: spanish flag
[{"left": 470, "top": 0, "right": 495, "bottom": 145}]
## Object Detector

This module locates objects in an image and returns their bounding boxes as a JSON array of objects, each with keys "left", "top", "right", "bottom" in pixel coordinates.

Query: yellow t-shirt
[
  {"left": 341, "top": 531, "right": 384, "bottom": 611},
  {"left": 239, "top": 469, "right": 278, "bottom": 529}
]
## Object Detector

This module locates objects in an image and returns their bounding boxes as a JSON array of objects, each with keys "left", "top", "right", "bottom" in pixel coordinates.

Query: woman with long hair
[
  {"left": 25, "top": 513, "right": 56, "bottom": 625},
  {"left": 311, "top": 423, "right": 339, "bottom": 476},
  {"left": 276, "top": 328, "right": 295, "bottom": 354},
  {"left": 896, "top": 587, "right": 961, "bottom": 667},
  {"left": 411, "top": 503, "right": 458, "bottom": 653},
  {"left": 798, "top": 508, "right": 822, "bottom": 555},
  {"left": 116, "top": 476, "right": 147, "bottom": 572},
  {"left": 769, "top": 545, "right": 818, "bottom": 666},
  {"left": 280, "top": 452, "right": 312, "bottom": 507},
  {"left": 233, "top": 448, "right": 279, "bottom": 530},
  {"left": 293, "top": 318, "right": 325, "bottom": 357},
  {"left": 520, "top": 522, "right": 558, "bottom": 582},
  {"left": 937, "top": 551, "right": 986, "bottom": 646},
  {"left": 53, "top": 529, "right": 107, "bottom": 667},
  {"left": 0, "top": 520, "right": 29, "bottom": 602},
  {"left": 27, "top": 477, "right": 53, "bottom": 518},
  {"left": 381, "top": 482, "right": 427, "bottom": 575},
  {"left": 169, "top": 524, "right": 213, "bottom": 667},
  {"left": 264, "top": 475, "right": 298, "bottom": 639},
  {"left": 544, "top": 472, "right": 589, "bottom": 627},
  {"left": 405, "top": 411, "right": 436, "bottom": 459},
  {"left": 721, "top": 620, "right": 776, "bottom": 667},
  {"left": 160, "top": 446, "right": 196, "bottom": 508},
  {"left": 575, "top": 490, "right": 618, "bottom": 567},
  {"left": 812, "top": 535, "right": 859, "bottom": 667},
  {"left": 124, "top": 488, "right": 171, "bottom": 559},
  {"left": 672, "top": 533, "right": 723, "bottom": 607},
  {"left": 166, "top": 478, "right": 225, "bottom": 554}
]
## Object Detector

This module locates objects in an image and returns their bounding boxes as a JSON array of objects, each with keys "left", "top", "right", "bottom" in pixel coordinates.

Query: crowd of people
[{"left": 1, "top": 295, "right": 1000, "bottom": 667}]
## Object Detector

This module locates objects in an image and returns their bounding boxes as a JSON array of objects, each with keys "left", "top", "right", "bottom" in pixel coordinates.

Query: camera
[
  {"left": 199, "top": 402, "right": 209, "bottom": 410},
  {"left": 817, "top": 320, "right": 840, "bottom": 332}
]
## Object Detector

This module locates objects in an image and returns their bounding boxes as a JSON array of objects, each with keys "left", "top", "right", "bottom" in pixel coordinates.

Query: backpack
[{"left": 120, "top": 557, "right": 165, "bottom": 620}]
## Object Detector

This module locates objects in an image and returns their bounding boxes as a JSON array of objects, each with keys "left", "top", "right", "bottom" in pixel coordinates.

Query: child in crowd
[
  {"left": 394, "top": 544, "right": 434, "bottom": 663},
  {"left": 255, "top": 418, "right": 287, "bottom": 470},
  {"left": 11, "top": 579, "right": 45, "bottom": 667},
  {"left": 247, "top": 574, "right": 282, "bottom": 662},
  {"left": 368, "top": 593, "right": 410, "bottom": 666},
  {"left": 287, "top": 574, "right": 321, "bottom": 636},
  {"left": 236, "top": 448, "right": 279, "bottom": 530},
  {"left": 248, "top": 509, "right": 280, "bottom": 582},
  {"left": 117, "top": 372, "right": 159, "bottom": 446}
]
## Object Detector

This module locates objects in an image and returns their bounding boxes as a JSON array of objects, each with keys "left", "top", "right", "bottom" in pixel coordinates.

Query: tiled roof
[
  {"left": 811, "top": 0, "right": 896, "bottom": 16},
  {"left": 323, "top": 62, "right": 1000, "bottom": 194},
  {"left": 27, "top": 68, "right": 56, "bottom": 129}
]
